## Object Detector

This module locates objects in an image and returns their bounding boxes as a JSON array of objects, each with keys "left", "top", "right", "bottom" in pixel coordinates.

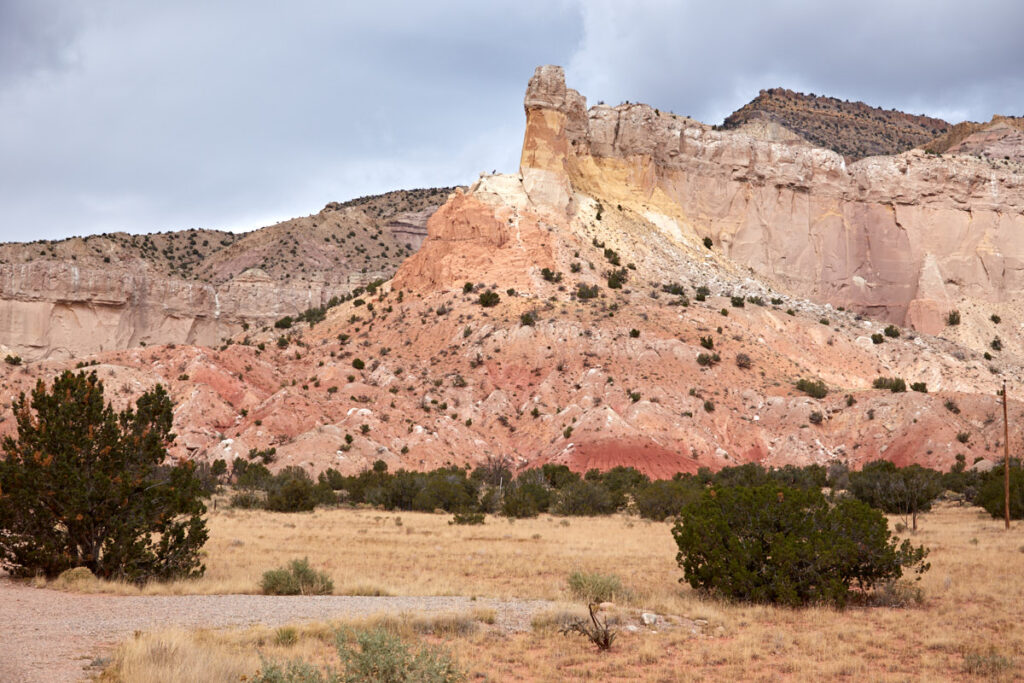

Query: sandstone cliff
[
  {"left": 517, "top": 65, "right": 1024, "bottom": 341},
  {"left": 0, "top": 188, "right": 451, "bottom": 360},
  {"left": 2, "top": 67, "right": 1022, "bottom": 480}
]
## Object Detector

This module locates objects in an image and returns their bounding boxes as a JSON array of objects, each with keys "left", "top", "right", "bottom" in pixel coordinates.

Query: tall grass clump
[{"left": 260, "top": 558, "right": 334, "bottom": 596}]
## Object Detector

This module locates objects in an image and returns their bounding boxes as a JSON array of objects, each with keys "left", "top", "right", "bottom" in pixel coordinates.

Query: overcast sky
[{"left": 2, "top": 0, "right": 1022, "bottom": 243}]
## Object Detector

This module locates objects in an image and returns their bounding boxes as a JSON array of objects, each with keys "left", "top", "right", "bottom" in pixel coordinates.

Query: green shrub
[
  {"left": 703, "top": 236, "right": 713, "bottom": 249},
  {"left": 974, "top": 463, "right": 1024, "bottom": 520},
  {"left": 635, "top": 479, "right": 702, "bottom": 520},
  {"left": 567, "top": 571, "right": 623, "bottom": 603},
  {"left": 254, "top": 627, "right": 465, "bottom": 683},
  {"left": 554, "top": 480, "right": 616, "bottom": 516},
  {"left": 848, "top": 461, "right": 943, "bottom": 530},
  {"left": 699, "top": 335, "right": 714, "bottom": 349},
  {"left": 696, "top": 352, "right": 720, "bottom": 367},
  {"left": 809, "top": 410, "right": 824, "bottom": 425},
  {"left": 260, "top": 558, "right": 334, "bottom": 595},
  {"left": 478, "top": 291, "right": 500, "bottom": 307},
  {"left": 576, "top": 283, "right": 600, "bottom": 300},
  {"left": 730, "top": 296, "right": 745, "bottom": 308},
  {"left": 252, "top": 658, "right": 331, "bottom": 682},
  {"left": 873, "top": 377, "right": 906, "bottom": 393},
  {"left": 871, "top": 333, "right": 884, "bottom": 344},
  {"left": 884, "top": 325, "right": 901, "bottom": 338},
  {"left": 795, "top": 378, "right": 828, "bottom": 399},
  {"left": 501, "top": 478, "right": 551, "bottom": 518},
  {"left": 541, "top": 268, "right": 562, "bottom": 283},
  {"left": 672, "top": 483, "right": 930, "bottom": 607},
  {"left": 450, "top": 512, "right": 485, "bottom": 525},
  {"left": 606, "top": 268, "right": 628, "bottom": 289},
  {"left": 735, "top": 353, "right": 752, "bottom": 369},
  {"left": 910, "top": 382, "right": 927, "bottom": 393},
  {"left": 946, "top": 310, "right": 960, "bottom": 326},
  {"left": 962, "top": 650, "right": 1015, "bottom": 678},
  {"left": 3, "top": 354, "right": 21, "bottom": 366},
  {"left": 336, "top": 627, "right": 465, "bottom": 682},
  {"left": 230, "top": 491, "right": 265, "bottom": 509},
  {"left": 351, "top": 358, "right": 365, "bottom": 370},
  {"left": 265, "top": 468, "right": 335, "bottom": 512}
]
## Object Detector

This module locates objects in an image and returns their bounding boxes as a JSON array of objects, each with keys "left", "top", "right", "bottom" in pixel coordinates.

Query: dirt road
[{"left": 0, "top": 579, "right": 552, "bottom": 682}]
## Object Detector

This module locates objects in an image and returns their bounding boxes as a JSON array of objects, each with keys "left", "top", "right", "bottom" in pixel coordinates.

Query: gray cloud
[
  {"left": 1, "top": 0, "right": 1021, "bottom": 243},
  {"left": 568, "top": 0, "right": 1024, "bottom": 124}
]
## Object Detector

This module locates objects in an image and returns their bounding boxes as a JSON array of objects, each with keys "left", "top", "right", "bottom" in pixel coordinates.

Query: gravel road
[{"left": 0, "top": 579, "right": 553, "bottom": 682}]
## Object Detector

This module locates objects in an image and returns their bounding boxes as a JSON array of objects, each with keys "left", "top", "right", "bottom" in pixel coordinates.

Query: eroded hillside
[
  {"left": 2, "top": 66, "right": 1022, "bottom": 479},
  {"left": 0, "top": 188, "right": 453, "bottom": 360}
]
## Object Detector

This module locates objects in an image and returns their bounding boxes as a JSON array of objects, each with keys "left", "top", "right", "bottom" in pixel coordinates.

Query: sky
[{"left": 1, "top": 0, "right": 1022, "bottom": 243}]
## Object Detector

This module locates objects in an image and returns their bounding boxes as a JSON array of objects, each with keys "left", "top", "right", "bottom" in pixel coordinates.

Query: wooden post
[{"left": 1003, "top": 380, "right": 1010, "bottom": 530}]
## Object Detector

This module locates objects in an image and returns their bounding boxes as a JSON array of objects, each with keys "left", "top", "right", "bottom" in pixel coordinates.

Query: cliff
[
  {"left": 0, "top": 188, "right": 451, "bottom": 360},
  {"left": 516, "top": 65, "right": 1024, "bottom": 339}
]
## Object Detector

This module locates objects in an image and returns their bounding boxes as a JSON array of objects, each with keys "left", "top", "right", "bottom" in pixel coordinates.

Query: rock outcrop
[
  {"left": 0, "top": 260, "right": 349, "bottom": 360},
  {"left": 518, "top": 65, "right": 1024, "bottom": 337},
  {"left": 2, "top": 66, "right": 1022, "bottom": 479},
  {"left": 722, "top": 87, "right": 951, "bottom": 159},
  {"left": 0, "top": 188, "right": 452, "bottom": 360}
]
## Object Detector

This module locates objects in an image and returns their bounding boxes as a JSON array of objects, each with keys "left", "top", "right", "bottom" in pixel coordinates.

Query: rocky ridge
[
  {"left": 1, "top": 66, "right": 1021, "bottom": 479},
  {"left": 722, "top": 87, "right": 951, "bottom": 159},
  {"left": 0, "top": 188, "right": 452, "bottom": 360}
]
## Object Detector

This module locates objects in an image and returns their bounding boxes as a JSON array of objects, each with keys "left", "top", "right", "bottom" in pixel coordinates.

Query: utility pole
[{"left": 1003, "top": 380, "right": 1010, "bottom": 530}]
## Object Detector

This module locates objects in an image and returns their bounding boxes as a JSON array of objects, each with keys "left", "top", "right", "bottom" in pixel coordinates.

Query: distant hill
[
  {"left": 722, "top": 88, "right": 951, "bottom": 160},
  {"left": 0, "top": 187, "right": 455, "bottom": 286},
  {"left": 920, "top": 115, "right": 1024, "bottom": 156}
]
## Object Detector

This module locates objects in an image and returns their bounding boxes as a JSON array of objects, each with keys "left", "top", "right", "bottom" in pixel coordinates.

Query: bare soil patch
[{"left": 0, "top": 579, "right": 550, "bottom": 682}]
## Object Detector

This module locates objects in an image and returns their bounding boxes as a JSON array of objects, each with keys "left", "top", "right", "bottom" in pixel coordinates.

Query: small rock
[
  {"left": 694, "top": 619, "right": 708, "bottom": 627},
  {"left": 625, "top": 624, "right": 639, "bottom": 633},
  {"left": 641, "top": 612, "right": 658, "bottom": 626},
  {"left": 597, "top": 601, "right": 615, "bottom": 611}
]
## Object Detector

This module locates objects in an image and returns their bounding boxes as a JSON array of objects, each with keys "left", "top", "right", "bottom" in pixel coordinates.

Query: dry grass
[{"left": 89, "top": 502, "right": 1024, "bottom": 680}]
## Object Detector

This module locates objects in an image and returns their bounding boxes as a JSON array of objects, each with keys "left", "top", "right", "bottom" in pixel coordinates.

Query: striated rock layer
[
  {"left": 3, "top": 66, "right": 1023, "bottom": 479},
  {"left": 518, "top": 65, "right": 1024, "bottom": 340},
  {"left": 0, "top": 260, "right": 351, "bottom": 359},
  {"left": 0, "top": 189, "right": 450, "bottom": 360}
]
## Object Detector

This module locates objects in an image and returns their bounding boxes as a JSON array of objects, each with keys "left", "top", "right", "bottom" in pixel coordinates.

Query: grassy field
[{"left": 91, "top": 501, "right": 1023, "bottom": 681}]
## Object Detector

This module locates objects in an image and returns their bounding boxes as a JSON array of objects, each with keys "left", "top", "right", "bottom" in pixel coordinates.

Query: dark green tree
[
  {"left": 848, "top": 461, "right": 943, "bottom": 530},
  {"left": 554, "top": 480, "right": 616, "bottom": 516},
  {"left": 0, "top": 371, "right": 208, "bottom": 583},
  {"left": 974, "top": 461, "right": 1024, "bottom": 520},
  {"left": 634, "top": 478, "right": 703, "bottom": 520},
  {"left": 672, "top": 483, "right": 929, "bottom": 607}
]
